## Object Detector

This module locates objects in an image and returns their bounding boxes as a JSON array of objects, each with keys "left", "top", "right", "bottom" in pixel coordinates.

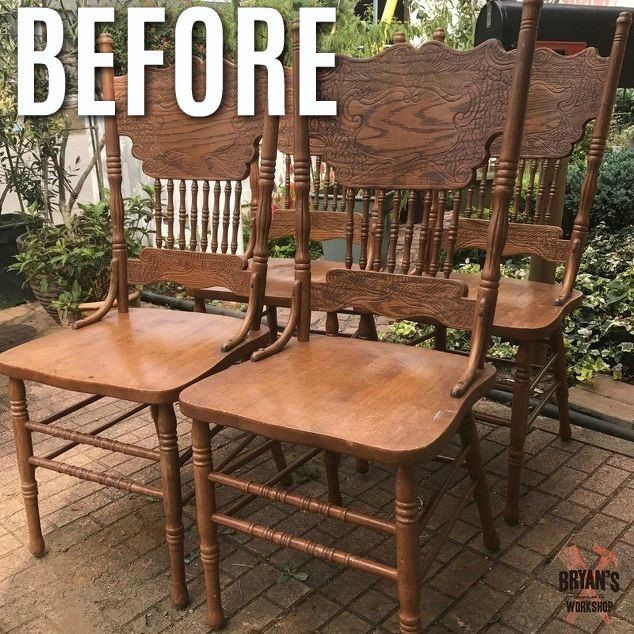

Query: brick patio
[{"left": 0, "top": 303, "right": 632, "bottom": 633}]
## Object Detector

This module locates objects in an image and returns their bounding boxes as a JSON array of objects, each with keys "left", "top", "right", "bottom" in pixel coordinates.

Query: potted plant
[{"left": 11, "top": 189, "right": 153, "bottom": 325}]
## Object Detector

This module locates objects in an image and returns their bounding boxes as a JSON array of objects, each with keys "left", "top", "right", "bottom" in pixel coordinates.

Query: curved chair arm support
[
  {"left": 555, "top": 238, "right": 581, "bottom": 305},
  {"left": 451, "top": 296, "right": 489, "bottom": 397},
  {"left": 221, "top": 271, "right": 265, "bottom": 352},
  {"left": 71, "top": 259, "right": 119, "bottom": 330},
  {"left": 251, "top": 281, "right": 301, "bottom": 362}
]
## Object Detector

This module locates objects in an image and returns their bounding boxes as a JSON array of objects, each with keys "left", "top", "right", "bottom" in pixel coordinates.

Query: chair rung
[
  {"left": 527, "top": 382, "right": 559, "bottom": 427},
  {"left": 529, "top": 352, "right": 559, "bottom": 394},
  {"left": 38, "top": 395, "right": 103, "bottom": 425},
  {"left": 211, "top": 471, "right": 395, "bottom": 535},
  {"left": 28, "top": 456, "right": 163, "bottom": 498},
  {"left": 211, "top": 512, "right": 398, "bottom": 580},
  {"left": 420, "top": 479, "right": 477, "bottom": 578},
  {"left": 178, "top": 446, "right": 193, "bottom": 466},
  {"left": 27, "top": 420, "right": 159, "bottom": 462},
  {"left": 222, "top": 448, "right": 322, "bottom": 516},
  {"left": 473, "top": 411, "right": 511, "bottom": 428},
  {"left": 42, "top": 403, "right": 149, "bottom": 460},
  {"left": 419, "top": 444, "right": 470, "bottom": 531}
]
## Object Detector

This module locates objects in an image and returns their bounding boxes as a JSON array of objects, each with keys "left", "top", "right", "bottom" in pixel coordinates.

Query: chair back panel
[
  {"left": 490, "top": 47, "right": 609, "bottom": 159},
  {"left": 113, "top": 60, "right": 264, "bottom": 181},
  {"left": 311, "top": 39, "right": 516, "bottom": 190}
]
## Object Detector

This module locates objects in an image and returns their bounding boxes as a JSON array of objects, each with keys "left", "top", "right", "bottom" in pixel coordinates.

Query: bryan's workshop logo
[{"left": 558, "top": 544, "right": 620, "bottom": 625}]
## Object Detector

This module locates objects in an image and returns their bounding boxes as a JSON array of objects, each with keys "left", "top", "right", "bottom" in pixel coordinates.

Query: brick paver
[{"left": 0, "top": 303, "right": 633, "bottom": 633}]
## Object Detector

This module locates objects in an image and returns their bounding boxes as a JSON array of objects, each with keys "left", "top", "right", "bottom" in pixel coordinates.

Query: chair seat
[
  {"left": 0, "top": 308, "right": 269, "bottom": 404},
  {"left": 179, "top": 337, "right": 496, "bottom": 464},
  {"left": 193, "top": 261, "right": 582, "bottom": 337},
  {"left": 451, "top": 273, "right": 583, "bottom": 338},
  {"left": 191, "top": 258, "right": 342, "bottom": 307}
]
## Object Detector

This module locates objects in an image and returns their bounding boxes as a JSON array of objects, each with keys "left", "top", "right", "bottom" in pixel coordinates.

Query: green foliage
[
  {"left": 413, "top": 0, "right": 484, "bottom": 50},
  {"left": 269, "top": 235, "right": 323, "bottom": 260},
  {"left": 564, "top": 149, "right": 634, "bottom": 232},
  {"left": 11, "top": 188, "right": 153, "bottom": 318},
  {"left": 382, "top": 226, "right": 633, "bottom": 384}
]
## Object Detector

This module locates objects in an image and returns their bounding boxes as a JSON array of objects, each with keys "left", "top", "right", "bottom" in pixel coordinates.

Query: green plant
[
  {"left": 564, "top": 149, "right": 634, "bottom": 232},
  {"left": 10, "top": 188, "right": 153, "bottom": 319},
  {"left": 0, "top": 0, "right": 104, "bottom": 224},
  {"left": 413, "top": 0, "right": 484, "bottom": 50}
]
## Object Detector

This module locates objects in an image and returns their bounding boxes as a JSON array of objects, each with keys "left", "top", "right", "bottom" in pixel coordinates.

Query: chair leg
[
  {"left": 394, "top": 465, "right": 421, "bottom": 633},
  {"left": 150, "top": 404, "right": 159, "bottom": 435},
  {"left": 505, "top": 341, "right": 532, "bottom": 525},
  {"left": 193, "top": 297, "right": 206, "bottom": 313},
  {"left": 551, "top": 326, "right": 572, "bottom": 441},
  {"left": 270, "top": 441, "right": 293, "bottom": 486},
  {"left": 266, "top": 305, "right": 278, "bottom": 342},
  {"left": 323, "top": 451, "right": 342, "bottom": 505},
  {"left": 156, "top": 403, "right": 189, "bottom": 608},
  {"left": 433, "top": 325, "right": 447, "bottom": 351},
  {"left": 9, "top": 378, "right": 45, "bottom": 557},
  {"left": 192, "top": 420, "right": 225, "bottom": 630},
  {"left": 459, "top": 411, "right": 499, "bottom": 551}
]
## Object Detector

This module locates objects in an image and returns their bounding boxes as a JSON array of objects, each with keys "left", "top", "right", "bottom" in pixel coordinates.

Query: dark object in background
[
  {"left": 0, "top": 215, "right": 33, "bottom": 309},
  {"left": 476, "top": 0, "right": 634, "bottom": 87}
]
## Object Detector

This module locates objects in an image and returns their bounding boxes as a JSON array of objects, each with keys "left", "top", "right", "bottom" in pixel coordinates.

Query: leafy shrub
[
  {"left": 564, "top": 149, "right": 634, "bottom": 232},
  {"left": 11, "top": 189, "right": 153, "bottom": 318}
]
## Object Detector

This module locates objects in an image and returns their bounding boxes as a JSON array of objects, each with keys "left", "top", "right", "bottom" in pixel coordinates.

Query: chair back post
[
  {"left": 99, "top": 32, "right": 129, "bottom": 312},
  {"left": 292, "top": 19, "right": 312, "bottom": 342},
  {"left": 250, "top": 113, "right": 280, "bottom": 326},
  {"left": 452, "top": 0, "right": 543, "bottom": 396},
  {"left": 557, "top": 11, "right": 632, "bottom": 304}
]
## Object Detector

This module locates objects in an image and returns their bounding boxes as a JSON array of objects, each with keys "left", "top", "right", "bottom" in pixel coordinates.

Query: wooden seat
[
  {"left": 454, "top": 273, "right": 582, "bottom": 338},
  {"left": 0, "top": 309, "right": 268, "bottom": 404},
  {"left": 181, "top": 337, "right": 495, "bottom": 463}
]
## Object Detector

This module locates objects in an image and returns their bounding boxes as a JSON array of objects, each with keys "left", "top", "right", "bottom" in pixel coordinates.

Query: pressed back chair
[
  {"left": 368, "top": 15, "right": 631, "bottom": 524},
  {"left": 178, "top": 2, "right": 543, "bottom": 631},
  {"left": 0, "top": 35, "right": 285, "bottom": 608}
]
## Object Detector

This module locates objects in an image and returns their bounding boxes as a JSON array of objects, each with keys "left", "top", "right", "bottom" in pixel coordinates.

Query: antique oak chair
[
  {"left": 179, "top": 1, "right": 542, "bottom": 630},
  {"left": 0, "top": 35, "right": 285, "bottom": 608},
  {"left": 385, "top": 14, "right": 631, "bottom": 523}
]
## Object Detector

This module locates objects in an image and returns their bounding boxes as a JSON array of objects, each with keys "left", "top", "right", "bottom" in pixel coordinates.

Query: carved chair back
[
  {"left": 387, "top": 16, "right": 631, "bottom": 298},
  {"left": 101, "top": 35, "right": 278, "bottom": 332},
  {"left": 291, "top": 0, "right": 544, "bottom": 394}
]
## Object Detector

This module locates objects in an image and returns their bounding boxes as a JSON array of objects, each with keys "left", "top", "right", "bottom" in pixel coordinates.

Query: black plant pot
[{"left": 0, "top": 215, "right": 34, "bottom": 308}]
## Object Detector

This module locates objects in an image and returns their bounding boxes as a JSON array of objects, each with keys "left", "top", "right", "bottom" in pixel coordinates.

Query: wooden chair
[
  {"left": 179, "top": 1, "right": 543, "bottom": 630},
  {"left": 387, "top": 14, "right": 631, "bottom": 524},
  {"left": 0, "top": 35, "right": 285, "bottom": 608}
]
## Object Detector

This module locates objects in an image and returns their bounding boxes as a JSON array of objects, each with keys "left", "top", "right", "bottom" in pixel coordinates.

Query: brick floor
[{"left": 1, "top": 303, "right": 633, "bottom": 633}]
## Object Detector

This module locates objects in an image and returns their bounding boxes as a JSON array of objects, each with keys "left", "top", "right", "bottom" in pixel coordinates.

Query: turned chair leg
[
  {"left": 270, "top": 441, "right": 293, "bottom": 486},
  {"left": 193, "top": 297, "right": 206, "bottom": 313},
  {"left": 266, "top": 305, "right": 278, "bottom": 342},
  {"left": 394, "top": 465, "right": 421, "bottom": 633},
  {"left": 156, "top": 403, "right": 189, "bottom": 608},
  {"left": 433, "top": 325, "right": 447, "bottom": 351},
  {"left": 192, "top": 420, "right": 225, "bottom": 630},
  {"left": 324, "top": 451, "right": 342, "bottom": 505},
  {"left": 551, "top": 326, "right": 572, "bottom": 441},
  {"left": 9, "top": 378, "right": 45, "bottom": 557},
  {"left": 459, "top": 411, "right": 500, "bottom": 550},
  {"left": 505, "top": 340, "right": 532, "bottom": 525}
]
